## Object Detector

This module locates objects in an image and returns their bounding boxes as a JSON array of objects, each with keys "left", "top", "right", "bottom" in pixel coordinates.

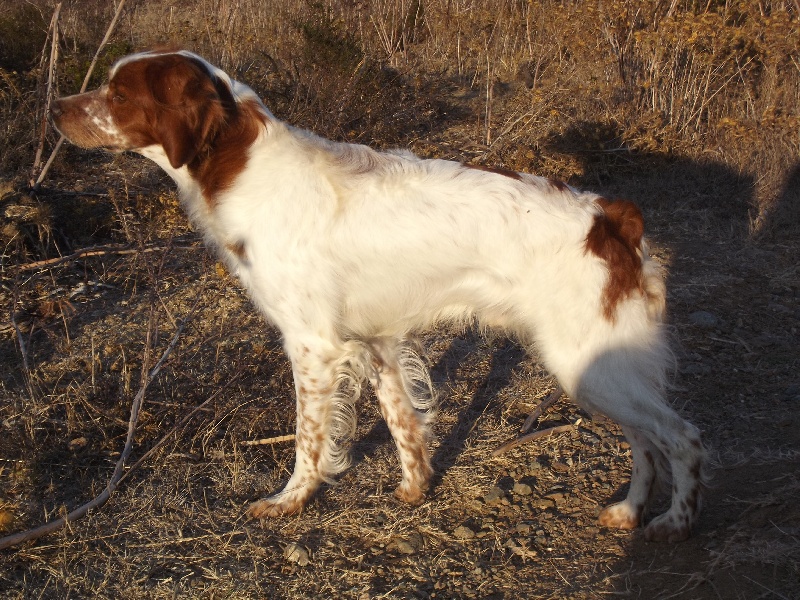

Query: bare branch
[
  {"left": 30, "top": 3, "right": 62, "bottom": 186},
  {"left": 240, "top": 434, "right": 296, "bottom": 447},
  {"left": 12, "top": 237, "right": 199, "bottom": 273},
  {"left": 9, "top": 302, "right": 36, "bottom": 402},
  {"left": 117, "top": 373, "right": 241, "bottom": 487},
  {"left": 521, "top": 385, "right": 563, "bottom": 433},
  {"left": 33, "top": 0, "right": 128, "bottom": 190},
  {"left": 492, "top": 423, "right": 575, "bottom": 457}
]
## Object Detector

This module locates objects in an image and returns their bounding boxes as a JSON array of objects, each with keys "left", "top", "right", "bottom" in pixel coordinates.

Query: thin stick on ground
[
  {"left": 521, "top": 385, "right": 563, "bottom": 433},
  {"left": 240, "top": 434, "right": 296, "bottom": 446},
  {"left": 116, "top": 372, "right": 242, "bottom": 487},
  {"left": 492, "top": 423, "right": 575, "bottom": 457},
  {"left": 9, "top": 302, "right": 36, "bottom": 403},
  {"left": 0, "top": 292, "right": 201, "bottom": 551},
  {"left": 12, "top": 237, "right": 199, "bottom": 273}
]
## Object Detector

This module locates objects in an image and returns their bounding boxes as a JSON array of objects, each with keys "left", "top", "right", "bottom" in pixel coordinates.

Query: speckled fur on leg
[{"left": 368, "top": 339, "right": 436, "bottom": 504}]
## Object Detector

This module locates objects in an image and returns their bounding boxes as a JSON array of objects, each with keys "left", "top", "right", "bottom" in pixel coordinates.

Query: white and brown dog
[{"left": 52, "top": 50, "right": 706, "bottom": 541}]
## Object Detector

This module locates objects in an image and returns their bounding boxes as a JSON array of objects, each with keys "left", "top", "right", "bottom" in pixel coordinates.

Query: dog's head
[{"left": 52, "top": 50, "right": 241, "bottom": 169}]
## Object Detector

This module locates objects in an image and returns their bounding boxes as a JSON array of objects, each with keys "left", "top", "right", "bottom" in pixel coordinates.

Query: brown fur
[
  {"left": 585, "top": 198, "right": 645, "bottom": 320},
  {"left": 465, "top": 164, "right": 523, "bottom": 181},
  {"left": 108, "top": 54, "right": 266, "bottom": 205}
]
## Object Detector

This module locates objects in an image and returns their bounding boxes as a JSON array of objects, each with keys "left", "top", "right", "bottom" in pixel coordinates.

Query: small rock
[
  {"left": 515, "top": 522, "right": 532, "bottom": 534},
  {"left": 453, "top": 525, "right": 476, "bottom": 540},
  {"left": 68, "top": 437, "right": 88, "bottom": 451},
  {"left": 390, "top": 531, "right": 423, "bottom": 554},
  {"left": 545, "top": 492, "right": 565, "bottom": 505},
  {"left": 767, "top": 302, "right": 791, "bottom": 315},
  {"left": 483, "top": 486, "right": 505, "bottom": 505},
  {"left": 528, "top": 459, "right": 544, "bottom": 472},
  {"left": 689, "top": 310, "right": 719, "bottom": 328},
  {"left": 531, "top": 498, "right": 555, "bottom": 510},
  {"left": 283, "top": 542, "right": 310, "bottom": 566},
  {"left": 551, "top": 461, "right": 570, "bottom": 473},
  {"left": 682, "top": 362, "right": 710, "bottom": 376},
  {"left": 512, "top": 482, "right": 532, "bottom": 496},
  {"left": 391, "top": 539, "right": 416, "bottom": 555}
]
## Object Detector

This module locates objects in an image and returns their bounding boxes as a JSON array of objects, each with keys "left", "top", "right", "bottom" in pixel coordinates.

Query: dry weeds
[{"left": 1, "top": 1, "right": 799, "bottom": 598}]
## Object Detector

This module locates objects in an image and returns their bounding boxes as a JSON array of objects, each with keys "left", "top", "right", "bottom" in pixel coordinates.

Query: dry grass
[{"left": 1, "top": 1, "right": 799, "bottom": 598}]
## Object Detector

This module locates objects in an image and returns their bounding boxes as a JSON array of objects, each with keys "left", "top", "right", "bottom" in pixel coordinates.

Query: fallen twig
[
  {"left": 240, "top": 434, "right": 296, "bottom": 447},
  {"left": 116, "top": 372, "right": 241, "bottom": 487},
  {"left": 492, "top": 422, "right": 575, "bottom": 457},
  {"left": 12, "top": 237, "right": 199, "bottom": 272},
  {"left": 521, "top": 385, "right": 563, "bottom": 433},
  {"left": 9, "top": 302, "right": 36, "bottom": 402},
  {"left": 0, "top": 293, "right": 200, "bottom": 551}
]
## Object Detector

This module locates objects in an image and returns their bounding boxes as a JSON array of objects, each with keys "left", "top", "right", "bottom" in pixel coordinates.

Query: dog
[{"left": 52, "top": 50, "right": 706, "bottom": 542}]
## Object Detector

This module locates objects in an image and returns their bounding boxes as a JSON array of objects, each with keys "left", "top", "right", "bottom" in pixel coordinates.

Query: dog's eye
[{"left": 111, "top": 94, "right": 126, "bottom": 104}]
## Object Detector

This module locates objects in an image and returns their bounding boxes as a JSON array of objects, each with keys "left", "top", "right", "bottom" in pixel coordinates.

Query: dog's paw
[
  {"left": 643, "top": 512, "right": 692, "bottom": 542},
  {"left": 394, "top": 482, "right": 427, "bottom": 505},
  {"left": 247, "top": 495, "right": 305, "bottom": 519},
  {"left": 598, "top": 501, "right": 641, "bottom": 530}
]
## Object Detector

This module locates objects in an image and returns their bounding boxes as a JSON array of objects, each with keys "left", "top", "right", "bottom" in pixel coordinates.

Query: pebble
[
  {"left": 515, "top": 522, "right": 532, "bottom": 534},
  {"left": 512, "top": 482, "right": 533, "bottom": 496},
  {"left": 453, "top": 525, "right": 476, "bottom": 540},
  {"left": 483, "top": 486, "right": 505, "bottom": 505},
  {"left": 682, "top": 362, "right": 710, "bottom": 375},
  {"left": 283, "top": 542, "right": 310, "bottom": 566},
  {"left": 391, "top": 539, "right": 416, "bottom": 555},
  {"left": 390, "top": 531, "right": 423, "bottom": 554},
  {"left": 68, "top": 437, "right": 88, "bottom": 451},
  {"left": 528, "top": 459, "right": 544, "bottom": 472}
]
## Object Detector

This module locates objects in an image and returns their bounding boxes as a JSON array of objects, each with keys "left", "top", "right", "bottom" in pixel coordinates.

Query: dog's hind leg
[
  {"left": 568, "top": 349, "right": 706, "bottom": 542},
  {"left": 598, "top": 424, "right": 664, "bottom": 530},
  {"left": 368, "top": 339, "right": 437, "bottom": 505}
]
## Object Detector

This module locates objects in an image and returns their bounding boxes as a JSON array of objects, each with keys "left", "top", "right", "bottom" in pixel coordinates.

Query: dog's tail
[{"left": 640, "top": 241, "right": 666, "bottom": 322}]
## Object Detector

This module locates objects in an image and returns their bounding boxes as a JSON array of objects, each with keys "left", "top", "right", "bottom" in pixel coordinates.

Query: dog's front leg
[{"left": 248, "top": 340, "right": 343, "bottom": 518}]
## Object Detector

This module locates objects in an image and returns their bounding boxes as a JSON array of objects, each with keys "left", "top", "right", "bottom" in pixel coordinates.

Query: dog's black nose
[{"left": 50, "top": 99, "right": 63, "bottom": 117}]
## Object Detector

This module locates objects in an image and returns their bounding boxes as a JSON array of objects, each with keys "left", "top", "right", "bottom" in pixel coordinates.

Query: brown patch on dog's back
[
  {"left": 547, "top": 178, "right": 569, "bottom": 192},
  {"left": 585, "top": 198, "right": 645, "bottom": 320},
  {"left": 464, "top": 163, "right": 522, "bottom": 181}
]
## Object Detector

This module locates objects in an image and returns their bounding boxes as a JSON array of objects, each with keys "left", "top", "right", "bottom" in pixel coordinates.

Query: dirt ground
[{"left": 1, "top": 3, "right": 799, "bottom": 596}]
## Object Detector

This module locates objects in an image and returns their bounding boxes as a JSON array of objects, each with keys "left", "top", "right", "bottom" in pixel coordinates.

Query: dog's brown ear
[{"left": 147, "top": 56, "right": 228, "bottom": 169}]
